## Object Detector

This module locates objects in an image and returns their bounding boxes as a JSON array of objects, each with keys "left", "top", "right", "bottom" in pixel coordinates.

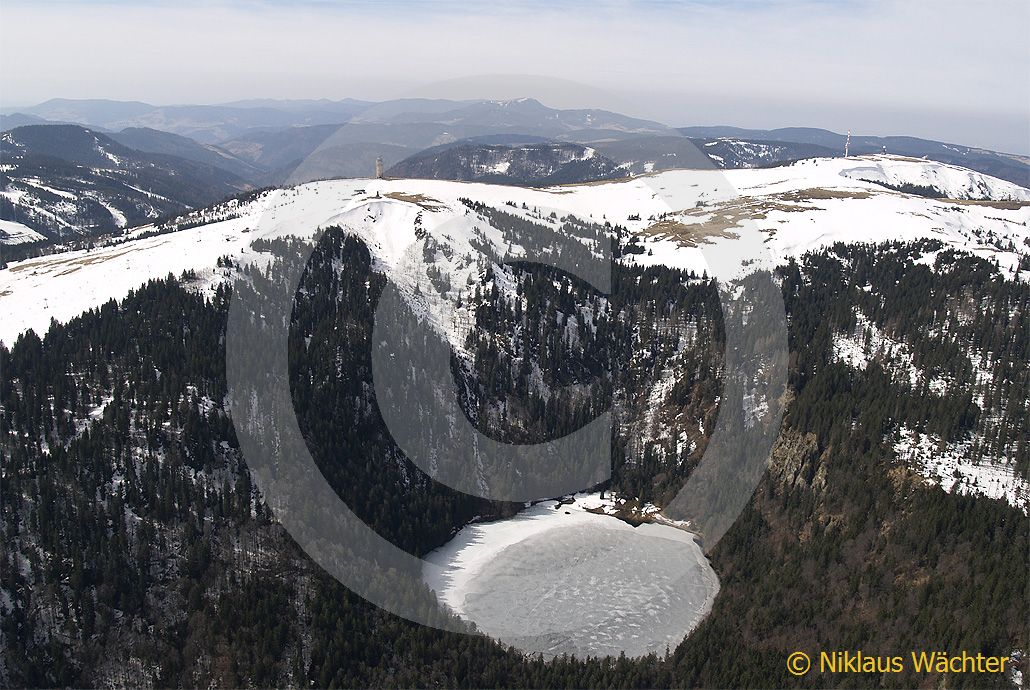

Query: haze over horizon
[{"left": 1, "top": 0, "right": 1027, "bottom": 155}]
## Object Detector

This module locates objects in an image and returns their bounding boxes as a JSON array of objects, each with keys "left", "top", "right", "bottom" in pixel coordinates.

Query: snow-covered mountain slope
[
  {"left": 2, "top": 154, "right": 1027, "bottom": 348},
  {"left": 0, "top": 219, "right": 46, "bottom": 245},
  {"left": 679, "top": 126, "right": 1030, "bottom": 188},
  {"left": 0, "top": 125, "right": 251, "bottom": 239},
  {"left": 2, "top": 154, "right": 1027, "bottom": 515},
  {"left": 829, "top": 310, "right": 1029, "bottom": 513},
  {"left": 839, "top": 155, "right": 1030, "bottom": 201}
]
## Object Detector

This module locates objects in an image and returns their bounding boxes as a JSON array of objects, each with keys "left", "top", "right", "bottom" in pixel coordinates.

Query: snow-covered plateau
[{"left": 3, "top": 154, "right": 1028, "bottom": 345}]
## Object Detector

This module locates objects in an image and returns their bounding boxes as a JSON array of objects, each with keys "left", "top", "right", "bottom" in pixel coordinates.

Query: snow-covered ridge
[
  {"left": 838, "top": 155, "right": 1030, "bottom": 201},
  {"left": 1, "top": 155, "right": 1028, "bottom": 348},
  {"left": 1, "top": 156, "right": 1027, "bottom": 522}
]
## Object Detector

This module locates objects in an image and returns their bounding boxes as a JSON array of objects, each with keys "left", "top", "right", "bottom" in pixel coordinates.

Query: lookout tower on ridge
[{"left": 375, "top": 156, "right": 384, "bottom": 179}]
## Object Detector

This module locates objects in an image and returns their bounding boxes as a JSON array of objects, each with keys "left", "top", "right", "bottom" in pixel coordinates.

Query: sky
[{"left": 1, "top": 0, "right": 1028, "bottom": 154}]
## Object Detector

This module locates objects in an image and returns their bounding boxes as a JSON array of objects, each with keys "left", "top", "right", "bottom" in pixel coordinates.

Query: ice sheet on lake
[{"left": 423, "top": 495, "right": 719, "bottom": 659}]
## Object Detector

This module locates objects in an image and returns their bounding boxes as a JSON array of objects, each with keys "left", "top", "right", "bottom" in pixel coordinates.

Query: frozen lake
[{"left": 423, "top": 494, "right": 719, "bottom": 659}]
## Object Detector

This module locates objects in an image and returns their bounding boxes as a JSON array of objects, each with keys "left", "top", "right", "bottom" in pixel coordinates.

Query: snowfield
[
  {"left": 837, "top": 156, "right": 1030, "bottom": 201},
  {"left": 422, "top": 494, "right": 718, "bottom": 659},
  {"left": 0, "top": 219, "right": 46, "bottom": 245},
  {"left": 894, "top": 426, "right": 1029, "bottom": 514},
  {"left": 3, "top": 154, "right": 1027, "bottom": 347}
]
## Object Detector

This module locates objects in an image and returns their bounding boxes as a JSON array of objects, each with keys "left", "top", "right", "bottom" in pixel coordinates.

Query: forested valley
[{"left": 1, "top": 222, "right": 1026, "bottom": 688}]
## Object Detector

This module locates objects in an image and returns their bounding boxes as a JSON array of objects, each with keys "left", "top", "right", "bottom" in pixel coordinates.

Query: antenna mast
[{"left": 844, "top": 130, "right": 851, "bottom": 158}]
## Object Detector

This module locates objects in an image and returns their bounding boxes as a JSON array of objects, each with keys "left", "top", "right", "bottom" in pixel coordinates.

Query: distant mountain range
[
  {"left": 5, "top": 98, "right": 374, "bottom": 143},
  {"left": 4, "top": 98, "right": 1027, "bottom": 184},
  {"left": 387, "top": 142, "right": 629, "bottom": 185},
  {"left": 385, "top": 137, "right": 721, "bottom": 185},
  {"left": 0, "top": 125, "right": 250, "bottom": 240},
  {"left": 687, "top": 137, "right": 838, "bottom": 169},
  {"left": 217, "top": 98, "right": 675, "bottom": 184},
  {"left": 679, "top": 126, "right": 1029, "bottom": 186},
  {"left": 107, "top": 127, "right": 263, "bottom": 181},
  {"left": 5, "top": 97, "right": 671, "bottom": 146},
  {"left": 2, "top": 98, "right": 1028, "bottom": 242}
]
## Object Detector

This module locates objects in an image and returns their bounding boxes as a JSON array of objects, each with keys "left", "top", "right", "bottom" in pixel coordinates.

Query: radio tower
[
  {"left": 844, "top": 130, "right": 851, "bottom": 158},
  {"left": 375, "top": 156, "right": 384, "bottom": 179}
]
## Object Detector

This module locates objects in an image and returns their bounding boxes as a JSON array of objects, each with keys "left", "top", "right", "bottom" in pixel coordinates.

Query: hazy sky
[{"left": 1, "top": 0, "right": 1028, "bottom": 153}]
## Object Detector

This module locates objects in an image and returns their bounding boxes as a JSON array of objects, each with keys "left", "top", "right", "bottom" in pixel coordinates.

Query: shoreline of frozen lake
[{"left": 422, "top": 493, "right": 719, "bottom": 659}]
